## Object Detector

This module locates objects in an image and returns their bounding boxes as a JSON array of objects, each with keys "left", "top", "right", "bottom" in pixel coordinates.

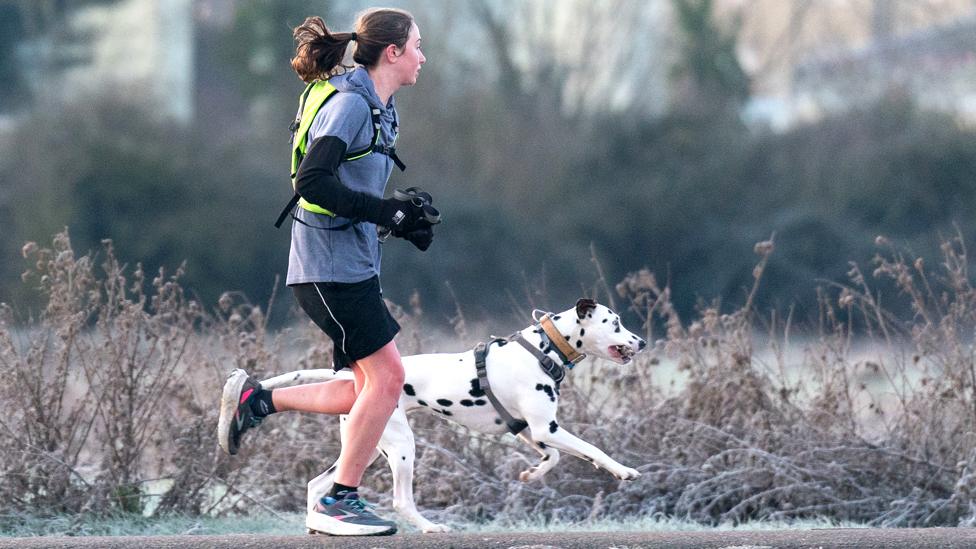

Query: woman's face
[{"left": 395, "top": 23, "right": 425, "bottom": 86}]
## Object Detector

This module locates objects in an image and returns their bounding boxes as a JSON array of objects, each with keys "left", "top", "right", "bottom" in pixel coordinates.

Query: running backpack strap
[{"left": 274, "top": 193, "right": 301, "bottom": 228}]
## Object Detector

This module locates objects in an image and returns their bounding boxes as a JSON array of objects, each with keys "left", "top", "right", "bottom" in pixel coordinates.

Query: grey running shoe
[
  {"left": 306, "top": 492, "right": 397, "bottom": 536},
  {"left": 217, "top": 369, "right": 263, "bottom": 455}
]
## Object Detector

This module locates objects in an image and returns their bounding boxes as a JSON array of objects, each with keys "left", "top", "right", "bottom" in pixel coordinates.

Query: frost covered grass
[
  {"left": 4, "top": 229, "right": 976, "bottom": 530},
  {"left": 0, "top": 512, "right": 863, "bottom": 537}
]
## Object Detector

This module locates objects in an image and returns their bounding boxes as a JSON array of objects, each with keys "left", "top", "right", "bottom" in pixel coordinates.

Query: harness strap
[
  {"left": 475, "top": 341, "right": 528, "bottom": 435},
  {"left": 509, "top": 332, "right": 565, "bottom": 386}
]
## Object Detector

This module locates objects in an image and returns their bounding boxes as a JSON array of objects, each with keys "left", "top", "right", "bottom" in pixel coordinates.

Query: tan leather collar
[{"left": 540, "top": 314, "right": 585, "bottom": 364}]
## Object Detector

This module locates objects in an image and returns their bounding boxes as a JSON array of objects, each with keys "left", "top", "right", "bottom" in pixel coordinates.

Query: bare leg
[
  {"left": 272, "top": 379, "right": 357, "bottom": 415},
  {"left": 333, "top": 340, "right": 405, "bottom": 487}
]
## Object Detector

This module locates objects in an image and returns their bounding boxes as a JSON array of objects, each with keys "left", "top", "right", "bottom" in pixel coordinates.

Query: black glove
[
  {"left": 377, "top": 196, "right": 432, "bottom": 234},
  {"left": 401, "top": 226, "right": 434, "bottom": 251}
]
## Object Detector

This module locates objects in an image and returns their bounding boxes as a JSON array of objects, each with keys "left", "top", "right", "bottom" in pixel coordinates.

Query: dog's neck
[{"left": 517, "top": 310, "right": 582, "bottom": 366}]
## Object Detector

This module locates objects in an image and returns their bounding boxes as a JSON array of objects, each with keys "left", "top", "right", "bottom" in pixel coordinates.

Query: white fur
[{"left": 260, "top": 300, "right": 645, "bottom": 533}]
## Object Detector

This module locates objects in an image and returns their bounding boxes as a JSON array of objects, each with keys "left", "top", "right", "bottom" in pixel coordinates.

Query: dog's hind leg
[
  {"left": 516, "top": 432, "right": 560, "bottom": 482},
  {"left": 306, "top": 462, "right": 339, "bottom": 516},
  {"left": 377, "top": 407, "right": 450, "bottom": 533}
]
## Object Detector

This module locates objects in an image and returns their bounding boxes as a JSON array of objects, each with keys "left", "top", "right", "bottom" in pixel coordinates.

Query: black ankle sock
[
  {"left": 330, "top": 482, "right": 357, "bottom": 499},
  {"left": 249, "top": 388, "right": 277, "bottom": 418}
]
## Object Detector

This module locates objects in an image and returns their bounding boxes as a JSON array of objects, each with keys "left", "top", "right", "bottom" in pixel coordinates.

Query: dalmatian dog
[{"left": 258, "top": 298, "right": 646, "bottom": 533}]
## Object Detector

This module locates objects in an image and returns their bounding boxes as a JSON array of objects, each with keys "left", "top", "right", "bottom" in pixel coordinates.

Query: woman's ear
[{"left": 383, "top": 43, "right": 401, "bottom": 63}]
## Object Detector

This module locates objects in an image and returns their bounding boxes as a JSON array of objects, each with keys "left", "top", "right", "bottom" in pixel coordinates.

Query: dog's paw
[
  {"left": 519, "top": 467, "right": 541, "bottom": 482},
  {"left": 421, "top": 522, "right": 451, "bottom": 533},
  {"left": 613, "top": 466, "right": 641, "bottom": 480}
]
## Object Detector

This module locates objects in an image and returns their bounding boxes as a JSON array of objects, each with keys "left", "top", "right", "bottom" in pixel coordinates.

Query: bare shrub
[{"left": 5, "top": 228, "right": 976, "bottom": 529}]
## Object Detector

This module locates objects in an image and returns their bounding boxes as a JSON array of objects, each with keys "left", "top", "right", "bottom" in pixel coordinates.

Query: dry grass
[{"left": 3, "top": 228, "right": 976, "bottom": 529}]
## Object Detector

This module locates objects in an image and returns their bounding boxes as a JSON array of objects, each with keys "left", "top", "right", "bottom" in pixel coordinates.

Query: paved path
[{"left": 1, "top": 528, "right": 975, "bottom": 548}]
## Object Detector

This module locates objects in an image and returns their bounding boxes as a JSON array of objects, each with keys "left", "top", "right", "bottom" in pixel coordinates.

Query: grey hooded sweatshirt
[{"left": 286, "top": 68, "right": 400, "bottom": 285}]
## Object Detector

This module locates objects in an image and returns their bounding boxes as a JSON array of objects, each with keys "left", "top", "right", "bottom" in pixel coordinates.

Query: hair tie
[{"left": 349, "top": 32, "right": 357, "bottom": 42}]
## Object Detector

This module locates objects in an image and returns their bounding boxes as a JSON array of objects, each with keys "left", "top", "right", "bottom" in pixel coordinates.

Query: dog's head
[{"left": 571, "top": 298, "right": 646, "bottom": 364}]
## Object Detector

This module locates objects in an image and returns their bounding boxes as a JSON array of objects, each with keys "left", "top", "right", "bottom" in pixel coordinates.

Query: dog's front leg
[
  {"left": 528, "top": 420, "right": 641, "bottom": 481},
  {"left": 516, "top": 432, "right": 560, "bottom": 482}
]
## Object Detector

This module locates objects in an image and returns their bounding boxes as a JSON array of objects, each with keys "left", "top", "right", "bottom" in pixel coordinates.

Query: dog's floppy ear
[{"left": 576, "top": 298, "right": 597, "bottom": 318}]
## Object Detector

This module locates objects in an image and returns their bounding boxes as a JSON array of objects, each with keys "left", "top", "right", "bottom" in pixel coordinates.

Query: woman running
[{"left": 217, "top": 7, "right": 431, "bottom": 536}]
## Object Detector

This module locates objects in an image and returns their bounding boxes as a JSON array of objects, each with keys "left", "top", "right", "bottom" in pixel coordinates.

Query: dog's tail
[{"left": 259, "top": 368, "right": 352, "bottom": 389}]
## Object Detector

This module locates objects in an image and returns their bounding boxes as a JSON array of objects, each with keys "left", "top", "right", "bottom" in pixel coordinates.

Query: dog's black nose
[{"left": 638, "top": 339, "right": 646, "bottom": 350}]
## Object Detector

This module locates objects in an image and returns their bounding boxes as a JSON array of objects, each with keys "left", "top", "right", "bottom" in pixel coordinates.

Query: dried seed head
[
  {"left": 838, "top": 289, "right": 854, "bottom": 308},
  {"left": 875, "top": 235, "right": 890, "bottom": 247},
  {"left": 914, "top": 257, "right": 924, "bottom": 272},
  {"left": 21, "top": 242, "right": 37, "bottom": 258},
  {"left": 753, "top": 240, "right": 774, "bottom": 256}
]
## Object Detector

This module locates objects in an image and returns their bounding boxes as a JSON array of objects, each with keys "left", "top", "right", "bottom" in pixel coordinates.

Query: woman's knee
[
  {"left": 376, "top": 364, "right": 405, "bottom": 401},
  {"left": 357, "top": 343, "right": 405, "bottom": 400}
]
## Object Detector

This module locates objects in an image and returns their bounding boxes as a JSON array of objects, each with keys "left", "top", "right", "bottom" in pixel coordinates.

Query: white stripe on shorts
[{"left": 313, "top": 282, "right": 348, "bottom": 356}]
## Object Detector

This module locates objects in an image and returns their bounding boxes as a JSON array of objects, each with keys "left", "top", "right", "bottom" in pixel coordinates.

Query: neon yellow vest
[{"left": 289, "top": 80, "right": 383, "bottom": 216}]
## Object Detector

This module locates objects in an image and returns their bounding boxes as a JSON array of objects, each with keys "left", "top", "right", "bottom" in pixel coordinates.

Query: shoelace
[{"left": 345, "top": 498, "right": 376, "bottom": 514}]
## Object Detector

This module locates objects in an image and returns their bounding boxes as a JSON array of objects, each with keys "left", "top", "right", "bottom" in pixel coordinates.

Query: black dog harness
[{"left": 474, "top": 315, "right": 586, "bottom": 435}]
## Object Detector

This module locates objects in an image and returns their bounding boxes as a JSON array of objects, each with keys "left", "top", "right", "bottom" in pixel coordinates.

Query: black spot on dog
[
  {"left": 576, "top": 319, "right": 580, "bottom": 324},
  {"left": 417, "top": 400, "right": 427, "bottom": 406},
  {"left": 437, "top": 398, "right": 453, "bottom": 407},
  {"left": 564, "top": 335, "right": 570, "bottom": 340},
  {"left": 459, "top": 358, "right": 463, "bottom": 362},
  {"left": 534, "top": 328, "right": 542, "bottom": 334},
  {"left": 403, "top": 384, "right": 416, "bottom": 396},
  {"left": 580, "top": 329, "right": 585, "bottom": 336},
  {"left": 494, "top": 418, "right": 503, "bottom": 425},
  {"left": 549, "top": 421, "right": 559, "bottom": 433},
  {"left": 542, "top": 455, "right": 550, "bottom": 461},
  {"left": 554, "top": 315, "right": 561, "bottom": 320},
  {"left": 469, "top": 379, "right": 485, "bottom": 397},
  {"left": 537, "top": 441, "right": 547, "bottom": 449},
  {"left": 576, "top": 340, "right": 583, "bottom": 348},
  {"left": 474, "top": 399, "right": 487, "bottom": 405},
  {"left": 497, "top": 340, "right": 508, "bottom": 347},
  {"left": 602, "top": 318, "right": 608, "bottom": 323},
  {"left": 435, "top": 408, "right": 453, "bottom": 416},
  {"left": 538, "top": 341, "right": 545, "bottom": 350},
  {"left": 614, "top": 327, "right": 621, "bottom": 333},
  {"left": 535, "top": 383, "right": 555, "bottom": 402},
  {"left": 587, "top": 313, "right": 592, "bottom": 318},
  {"left": 460, "top": 399, "right": 474, "bottom": 407},
  {"left": 402, "top": 456, "right": 406, "bottom": 461}
]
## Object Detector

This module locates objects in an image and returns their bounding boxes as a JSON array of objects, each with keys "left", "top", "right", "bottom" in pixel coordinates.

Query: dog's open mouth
[{"left": 608, "top": 345, "right": 635, "bottom": 363}]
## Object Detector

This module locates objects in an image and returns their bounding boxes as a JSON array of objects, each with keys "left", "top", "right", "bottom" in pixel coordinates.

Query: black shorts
[{"left": 292, "top": 276, "right": 401, "bottom": 371}]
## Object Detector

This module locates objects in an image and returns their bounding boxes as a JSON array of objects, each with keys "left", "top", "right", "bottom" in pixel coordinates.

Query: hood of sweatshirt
[{"left": 329, "top": 67, "right": 397, "bottom": 125}]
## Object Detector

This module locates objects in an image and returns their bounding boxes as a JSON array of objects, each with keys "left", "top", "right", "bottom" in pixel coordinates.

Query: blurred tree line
[{"left": 2, "top": 0, "right": 975, "bottom": 327}]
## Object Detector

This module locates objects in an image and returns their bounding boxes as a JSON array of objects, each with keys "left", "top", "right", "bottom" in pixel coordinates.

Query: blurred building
[
  {"left": 17, "top": 0, "right": 194, "bottom": 124},
  {"left": 730, "top": 0, "right": 976, "bottom": 130}
]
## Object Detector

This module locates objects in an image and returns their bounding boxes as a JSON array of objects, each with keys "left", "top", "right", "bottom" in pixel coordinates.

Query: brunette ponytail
[{"left": 291, "top": 16, "right": 355, "bottom": 83}]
